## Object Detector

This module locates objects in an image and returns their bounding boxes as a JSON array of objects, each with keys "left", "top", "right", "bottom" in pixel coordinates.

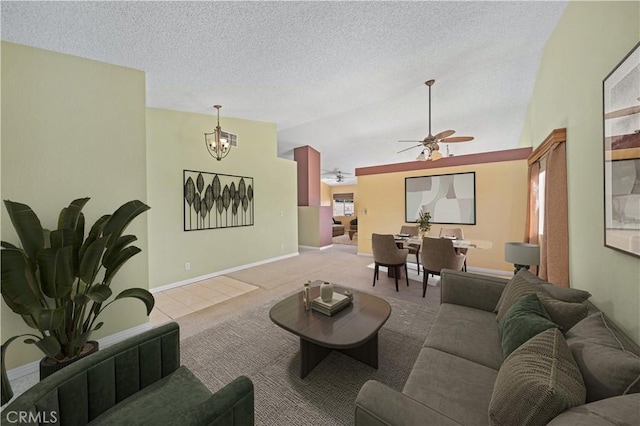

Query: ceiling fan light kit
[
  {"left": 399, "top": 79, "right": 474, "bottom": 161},
  {"left": 322, "top": 169, "right": 351, "bottom": 183}
]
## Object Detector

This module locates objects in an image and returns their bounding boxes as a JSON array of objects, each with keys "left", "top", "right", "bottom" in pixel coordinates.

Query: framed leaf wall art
[{"left": 183, "top": 169, "right": 254, "bottom": 231}]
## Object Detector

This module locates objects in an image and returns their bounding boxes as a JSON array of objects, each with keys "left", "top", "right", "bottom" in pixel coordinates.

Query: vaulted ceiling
[{"left": 1, "top": 1, "right": 567, "bottom": 185}]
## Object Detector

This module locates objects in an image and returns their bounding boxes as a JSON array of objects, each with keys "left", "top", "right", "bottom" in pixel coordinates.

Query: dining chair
[
  {"left": 439, "top": 227, "right": 467, "bottom": 271},
  {"left": 371, "top": 233, "right": 410, "bottom": 292},
  {"left": 420, "top": 237, "right": 466, "bottom": 297},
  {"left": 400, "top": 225, "right": 421, "bottom": 274}
]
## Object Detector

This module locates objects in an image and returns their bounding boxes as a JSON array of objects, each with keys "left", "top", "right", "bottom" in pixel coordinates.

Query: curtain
[
  {"left": 525, "top": 130, "right": 568, "bottom": 287},
  {"left": 540, "top": 143, "right": 569, "bottom": 287},
  {"left": 333, "top": 193, "right": 354, "bottom": 200}
]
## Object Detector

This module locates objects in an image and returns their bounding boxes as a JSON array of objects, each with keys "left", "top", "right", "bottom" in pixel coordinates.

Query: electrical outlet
[
  {"left": 185, "top": 262, "right": 191, "bottom": 271},
  {"left": 281, "top": 244, "right": 284, "bottom": 251}
]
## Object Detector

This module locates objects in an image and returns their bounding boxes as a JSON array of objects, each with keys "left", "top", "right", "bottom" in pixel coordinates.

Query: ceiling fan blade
[
  {"left": 441, "top": 136, "right": 474, "bottom": 143},
  {"left": 397, "top": 144, "right": 423, "bottom": 153},
  {"left": 434, "top": 130, "right": 455, "bottom": 140},
  {"left": 398, "top": 140, "right": 423, "bottom": 143}
]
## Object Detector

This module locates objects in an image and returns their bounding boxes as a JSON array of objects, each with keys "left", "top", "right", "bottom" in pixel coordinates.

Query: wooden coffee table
[{"left": 269, "top": 282, "right": 391, "bottom": 379}]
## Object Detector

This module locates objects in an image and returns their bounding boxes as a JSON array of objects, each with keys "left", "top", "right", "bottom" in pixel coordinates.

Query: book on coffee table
[{"left": 312, "top": 293, "right": 351, "bottom": 316}]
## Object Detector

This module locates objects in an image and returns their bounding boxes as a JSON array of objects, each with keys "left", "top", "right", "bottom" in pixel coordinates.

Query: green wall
[
  {"left": 1, "top": 42, "right": 150, "bottom": 368},
  {"left": 520, "top": 2, "right": 640, "bottom": 341},
  {"left": 146, "top": 108, "right": 298, "bottom": 288}
]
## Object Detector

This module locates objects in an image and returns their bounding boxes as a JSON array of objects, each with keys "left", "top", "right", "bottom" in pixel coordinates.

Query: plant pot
[
  {"left": 1, "top": 357, "right": 13, "bottom": 405},
  {"left": 39, "top": 341, "right": 99, "bottom": 380}
]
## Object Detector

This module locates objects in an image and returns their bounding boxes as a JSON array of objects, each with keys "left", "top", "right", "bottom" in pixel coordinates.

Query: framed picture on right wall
[{"left": 603, "top": 41, "right": 640, "bottom": 258}]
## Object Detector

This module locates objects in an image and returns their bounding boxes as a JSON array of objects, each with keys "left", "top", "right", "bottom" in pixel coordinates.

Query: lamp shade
[
  {"left": 505, "top": 242, "right": 540, "bottom": 266},
  {"left": 430, "top": 150, "right": 443, "bottom": 161}
]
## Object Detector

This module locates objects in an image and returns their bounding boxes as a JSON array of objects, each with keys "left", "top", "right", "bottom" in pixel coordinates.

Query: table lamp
[{"left": 505, "top": 242, "right": 540, "bottom": 275}]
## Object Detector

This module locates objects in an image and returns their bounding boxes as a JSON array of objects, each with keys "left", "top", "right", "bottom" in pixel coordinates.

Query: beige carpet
[
  {"left": 181, "top": 290, "right": 439, "bottom": 425},
  {"left": 226, "top": 245, "right": 441, "bottom": 306},
  {"left": 176, "top": 244, "right": 441, "bottom": 344}
]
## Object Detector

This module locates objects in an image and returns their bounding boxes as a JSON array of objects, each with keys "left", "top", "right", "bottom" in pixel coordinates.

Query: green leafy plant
[
  {"left": 1, "top": 198, "right": 154, "bottom": 403},
  {"left": 417, "top": 210, "right": 432, "bottom": 233}
]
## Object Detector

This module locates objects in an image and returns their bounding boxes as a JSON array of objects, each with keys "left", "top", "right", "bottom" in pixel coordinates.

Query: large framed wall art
[
  {"left": 405, "top": 172, "right": 476, "bottom": 225},
  {"left": 183, "top": 169, "right": 254, "bottom": 231},
  {"left": 603, "top": 41, "right": 640, "bottom": 258}
]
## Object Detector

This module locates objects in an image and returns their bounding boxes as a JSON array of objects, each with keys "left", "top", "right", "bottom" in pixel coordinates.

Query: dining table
[
  {"left": 393, "top": 235, "right": 493, "bottom": 274},
  {"left": 402, "top": 236, "right": 493, "bottom": 251}
]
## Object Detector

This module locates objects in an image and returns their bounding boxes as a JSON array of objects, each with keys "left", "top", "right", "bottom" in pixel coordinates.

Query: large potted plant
[{"left": 1, "top": 198, "right": 154, "bottom": 404}]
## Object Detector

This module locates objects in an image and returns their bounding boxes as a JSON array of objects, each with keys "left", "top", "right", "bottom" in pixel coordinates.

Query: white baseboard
[
  {"left": 150, "top": 252, "right": 300, "bottom": 293},
  {"left": 466, "top": 266, "right": 512, "bottom": 277},
  {"left": 6, "top": 322, "right": 153, "bottom": 381},
  {"left": 298, "top": 244, "right": 333, "bottom": 250}
]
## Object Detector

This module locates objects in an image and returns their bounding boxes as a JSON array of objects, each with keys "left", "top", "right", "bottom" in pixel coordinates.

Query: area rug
[
  {"left": 181, "top": 290, "right": 438, "bottom": 425},
  {"left": 366, "top": 262, "right": 441, "bottom": 286},
  {"left": 332, "top": 233, "right": 357, "bottom": 246}
]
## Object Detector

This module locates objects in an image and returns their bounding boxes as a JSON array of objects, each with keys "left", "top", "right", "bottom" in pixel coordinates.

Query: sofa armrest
[
  {"left": 2, "top": 322, "right": 181, "bottom": 424},
  {"left": 355, "top": 380, "right": 462, "bottom": 426},
  {"left": 440, "top": 269, "right": 508, "bottom": 312},
  {"left": 178, "top": 375, "right": 254, "bottom": 426}
]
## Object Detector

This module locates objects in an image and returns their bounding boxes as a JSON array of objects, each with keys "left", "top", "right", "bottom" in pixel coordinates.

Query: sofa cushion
[
  {"left": 546, "top": 393, "right": 640, "bottom": 425},
  {"left": 404, "top": 347, "right": 498, "bottom": 426},
  {"left": 565, "top": 312, "right": 640, "bottom": 402},
  {"left": 495, "top": 270, "right": 591, "bottom": 311},
  {"left": 91, "top": 366, "right": 212, "bottom": 425},
  {"left": 498, "top": 293, "right": 559, "bottom": 358},
  {"left": 424, "top": 303, "right": 503, "bottom": 370},
  {"left": 489, "top": 328, "right": 586, "bottom": 426},
  {"left": 495, "top": 275, "right": 588, "bottom": 331}
]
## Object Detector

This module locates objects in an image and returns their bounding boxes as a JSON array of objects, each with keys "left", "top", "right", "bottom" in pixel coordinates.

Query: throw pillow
[
  {"left": 498, "top": 293, "right": 559, "bottom": 358},
  {"left": 538, "top": 297, "right": 588, "bottom": 332},
  {"left": 495, "top": 275, "right": 588, "bottom": 331},
  {"left": 489, "top": 328, "right": 586, "bottom": 426},
  {"left": 565, "top": 312, "right": 640, "bottom": 402},
  {"left": 494, "top": 269, "right": 591, "bottom": 313}
]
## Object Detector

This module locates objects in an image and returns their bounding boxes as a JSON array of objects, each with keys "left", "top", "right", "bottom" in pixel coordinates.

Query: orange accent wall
[{"left": 356, "top": 157, "right": 529, "bottom": 272}]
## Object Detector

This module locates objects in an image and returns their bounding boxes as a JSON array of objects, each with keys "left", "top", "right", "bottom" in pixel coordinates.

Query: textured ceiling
[{"left": 1, "top": 1, "right": 566, "bottom": 186}]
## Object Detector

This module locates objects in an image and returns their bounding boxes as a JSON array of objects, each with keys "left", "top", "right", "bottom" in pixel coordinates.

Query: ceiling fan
[
  {"left": 398, "top": 79, "right": 474, "bottom": 161},
  {"left": 322, "top": 169, "right": 351, "bottom": 182}
]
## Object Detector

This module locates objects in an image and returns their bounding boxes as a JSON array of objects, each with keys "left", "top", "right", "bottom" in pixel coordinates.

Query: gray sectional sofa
[{"left": 355, "top": 269, "right": 640, "bottom": 425}]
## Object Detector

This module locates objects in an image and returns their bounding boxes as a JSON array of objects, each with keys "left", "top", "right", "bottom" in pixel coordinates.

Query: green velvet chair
[{"left": 1, "top": 322, "right": 254, "bottom": 426}]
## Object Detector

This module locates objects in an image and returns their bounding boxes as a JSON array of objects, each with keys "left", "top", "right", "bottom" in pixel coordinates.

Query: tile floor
[{"left": 150, "top": 276, "right": 258, "bottom": 326}]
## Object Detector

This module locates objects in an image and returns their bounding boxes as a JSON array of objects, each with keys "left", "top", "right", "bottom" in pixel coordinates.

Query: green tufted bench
[{"left": 1, "top": 322, "right": 254, "bottom": 426}]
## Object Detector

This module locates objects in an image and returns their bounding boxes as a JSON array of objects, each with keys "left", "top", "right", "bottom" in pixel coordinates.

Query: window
[
  {"left": 538, "top": 158, "right": 546, "bottom": 239},
  {"left": 332, "top": 193, "right": 354, "bottom": 216}
]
